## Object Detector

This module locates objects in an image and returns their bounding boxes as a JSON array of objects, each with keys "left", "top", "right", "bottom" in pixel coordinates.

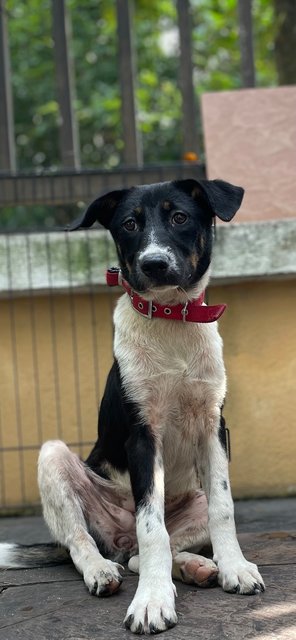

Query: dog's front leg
[
  {"left": 124, "top": 424, "right": 177, "bottom": 634},
  {"left": 198, "top": 410, "right": 265, "bottom": 595}
]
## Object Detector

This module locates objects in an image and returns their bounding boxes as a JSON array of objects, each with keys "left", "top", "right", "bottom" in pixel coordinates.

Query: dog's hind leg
[
  {"left": 167, "top": 490, "right": 218, "bottom": 588},
  {"left": 165, "top": 489, "right": 210, "bottom": 554},
  {"left": 129, "top": 490, "right": 218, "bottom": 588},
  {"left": 38, "top": 440, "right": 123, "bottom": 596}
]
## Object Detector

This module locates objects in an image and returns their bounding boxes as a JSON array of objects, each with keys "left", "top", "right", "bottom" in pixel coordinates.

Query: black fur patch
[
  {"left": 86, "top": 359, "right": 138, "bottom": 474},
  {"left": 126, "top": 424, "right": 156, "bottom": 510},
  {"left": 106, "top": 182, "right": 214, "bottom": 293},
  {"left": 86, "top": 359, "right": 155, "bottom": 511},
  {"left": 70, "top": 179, "right": 243, "bottom": 295},
  {"left": 218, "top": 413, "right": 228, "bottom": 456}
]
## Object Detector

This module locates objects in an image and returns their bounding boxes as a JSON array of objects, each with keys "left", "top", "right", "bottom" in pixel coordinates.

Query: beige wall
[
  {"left": 0, "top": 292, "right": 116, "bottom": 509},
  {"left": 211, "top": 280, "right": 296, "bottom": 498},
  {"left": 1, "top": 279, "right": 295, "bottom": 510}
]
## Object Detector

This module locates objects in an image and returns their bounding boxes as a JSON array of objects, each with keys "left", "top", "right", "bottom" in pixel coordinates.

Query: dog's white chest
[{"left": 114, "top": 295, "right": 226, "bottom": 435}]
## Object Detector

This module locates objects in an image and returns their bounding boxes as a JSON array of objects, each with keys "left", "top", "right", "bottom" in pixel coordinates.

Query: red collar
[{"left": 106, "top": 268, "right": 226, "bottom": 323}]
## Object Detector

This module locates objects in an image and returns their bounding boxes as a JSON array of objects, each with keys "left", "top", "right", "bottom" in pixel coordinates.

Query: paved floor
[{"left": 1, "top": 499, "right": 296, "bottom": 639}]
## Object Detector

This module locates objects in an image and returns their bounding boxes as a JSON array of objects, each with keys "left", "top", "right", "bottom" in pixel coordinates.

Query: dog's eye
[
  {"left": 172, "top": 211, "right": 188, "bottom": 225},
  {"left": 123, "top": 219, "right": 138, "bottom": 231}
]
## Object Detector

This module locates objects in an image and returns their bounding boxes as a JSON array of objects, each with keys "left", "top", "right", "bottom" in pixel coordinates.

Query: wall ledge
[
  {"left": 0, "top": 219, "right": 295, "bottom": 296},
  {"left": 211, "top": 218, "right": 296, "bottom": 284}
]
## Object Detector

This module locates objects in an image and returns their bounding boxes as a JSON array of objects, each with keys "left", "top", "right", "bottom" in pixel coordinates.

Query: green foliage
[
  {"left": 2, "top": 0, "right": 279, "bottom": 228},
  {"left": 6, "top": 0, "right": 278, "bottom": 173},
  {"left": 6, "top": 0, "right": 59, "bottom": 169}
]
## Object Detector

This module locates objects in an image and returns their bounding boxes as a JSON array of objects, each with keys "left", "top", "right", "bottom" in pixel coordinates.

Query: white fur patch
[
  {"left": 197, "top": 431, "right": 265, "bottom": 594},
  {"left": 138, "top": 240, "right": 178, "bottom": 271}
]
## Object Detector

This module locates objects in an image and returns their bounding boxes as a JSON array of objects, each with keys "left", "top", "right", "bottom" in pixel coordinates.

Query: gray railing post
[
  {"left": 116, "top": 0, "right": 142, "bottom": 167},
  {"left": 0, "top": 0, "right": 16, "bottom": 172},
  {"left": 176, "top": 0, "right": 199, "bottom": 159},
  {"left": 51, "top": 0, "right": 80, "bottom": 170},
  {"left": 237, "top": 0, "right": 256, "bottom": 88}
]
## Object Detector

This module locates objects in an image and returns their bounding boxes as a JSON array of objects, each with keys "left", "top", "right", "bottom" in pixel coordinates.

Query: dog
[{"left": 0, "top": 179, "right": 264, "bottom": 634}]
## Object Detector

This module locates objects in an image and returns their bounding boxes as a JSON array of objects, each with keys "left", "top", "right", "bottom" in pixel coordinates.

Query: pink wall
[{"left": 201, "top": 86, "right": 296, "bottom": 223}]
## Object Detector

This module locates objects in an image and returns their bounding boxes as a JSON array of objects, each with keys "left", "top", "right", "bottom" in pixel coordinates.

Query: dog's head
[{"left": 69, "top": 179, "right": 243, "bottom": 296}]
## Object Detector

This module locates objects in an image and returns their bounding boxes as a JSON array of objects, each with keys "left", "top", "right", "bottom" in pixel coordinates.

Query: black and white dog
[{"left": 1, "top": 179, "right": 264, "bottom": 634}]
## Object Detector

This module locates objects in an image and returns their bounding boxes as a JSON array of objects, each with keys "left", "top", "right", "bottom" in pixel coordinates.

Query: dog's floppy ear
[
  {"left": 174, "top": 178, "right": 244, "bottom": 221},
  {"left": 68, "top": 189, "right": 129, "bottom": 230},
  {"left": 199, "top": 179, "right": 244, "bottom": 221}
]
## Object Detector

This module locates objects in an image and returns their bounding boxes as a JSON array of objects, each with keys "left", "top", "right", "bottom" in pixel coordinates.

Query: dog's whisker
[{"left": 176, "top": 286, "right": 191, "bottom": 301}]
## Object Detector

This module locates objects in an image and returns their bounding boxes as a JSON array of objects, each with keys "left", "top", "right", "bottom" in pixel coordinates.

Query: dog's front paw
[
  {"left": 218, "top": 558, "right": 265, "bottom": 595},
  {"left": 124, "top": 582, "right": 177, "bottom": 634},
  {"left": 84, "top": 558, "right": 123, "bottom": 596}
]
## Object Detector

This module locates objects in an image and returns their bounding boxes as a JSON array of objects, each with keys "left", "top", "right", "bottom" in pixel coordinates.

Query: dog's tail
[{"left": 0, "top": 542, "right": 70, "bottom": 569}]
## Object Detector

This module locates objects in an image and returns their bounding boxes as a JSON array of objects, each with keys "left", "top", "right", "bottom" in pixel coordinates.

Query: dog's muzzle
[{"left": 139, "top": 254, "right": 170, "bottom": 279}]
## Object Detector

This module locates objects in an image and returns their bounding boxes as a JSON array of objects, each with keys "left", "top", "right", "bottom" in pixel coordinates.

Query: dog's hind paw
[
  {"left": 124, "top": 582, "right": 177, "bottom": 634},
  {"left": 84, "top": 558, "right": 123, "bottom": 596},
  {"left": 173, "top": 551, "right": 218, "bottom": 588}
]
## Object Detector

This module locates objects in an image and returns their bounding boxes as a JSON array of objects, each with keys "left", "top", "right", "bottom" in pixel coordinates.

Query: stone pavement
[{"left": 1, "top": 499, "right": 296, "bottom": 639}]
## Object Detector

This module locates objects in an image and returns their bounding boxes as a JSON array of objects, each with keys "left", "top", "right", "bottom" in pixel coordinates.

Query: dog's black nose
[{"left": 140, "top": 255, "right": 169, "bottom": 277}]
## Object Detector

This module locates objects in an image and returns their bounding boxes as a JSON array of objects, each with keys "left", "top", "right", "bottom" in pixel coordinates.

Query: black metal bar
[
  {"left": 116, "top": 0, "right": 142, "bottom": 166},
  {"left": 0, "top": 164, "right": 205, "bottom": 208},
  {"left": 51, "top": 0, "right": 80, "bottom": 169},
  {"left": 237, "top": 0, "right": 256, "bottom": 88},
  {"left": 176, "top": 0, "right": 199, "bottom": 157},
  {"left": 65, "top": 232, "right": 83, "bottom": 456},
  {"left": 5, "top": 235, "right": 26, "bottom": 502},
  {"left": 0, "top": 406, "right": 7, "bottom": 506},
  {"left": 0, "top": 0, "right": 16, "bottom": 172},
  {"left": 85, "top": 232, "right": 101, "bottom": 403},
  {"left": 25, "top": 235, "right": 44, "bottom": 447},
  {"left": 45, "top": 233, "right": 63, "bottom": 439}
]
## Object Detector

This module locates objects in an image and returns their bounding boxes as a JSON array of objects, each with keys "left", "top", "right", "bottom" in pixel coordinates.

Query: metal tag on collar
[
  {"left": 145, "top": 300, "right": 153, "bottom": 319},
  {"left": 181, "top": 302, "right": 189, "bottom": 322}
]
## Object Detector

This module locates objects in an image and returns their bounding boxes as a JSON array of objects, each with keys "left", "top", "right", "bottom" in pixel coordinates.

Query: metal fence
[{"left": 0, "top": 0, "right": 255, "bottom": 189}]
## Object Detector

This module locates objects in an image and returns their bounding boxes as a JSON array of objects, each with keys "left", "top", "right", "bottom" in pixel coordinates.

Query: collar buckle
[{"left": 131, "top": 295, "right": 153, "bottom": 319}]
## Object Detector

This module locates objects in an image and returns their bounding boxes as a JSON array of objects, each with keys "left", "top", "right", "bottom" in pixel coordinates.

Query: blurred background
[
  {"left": 0, "top": 0, "right": 295, "bottom": 512},
  {"left": 1, "top": 0, "right": 294, "bottom": 229}
]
